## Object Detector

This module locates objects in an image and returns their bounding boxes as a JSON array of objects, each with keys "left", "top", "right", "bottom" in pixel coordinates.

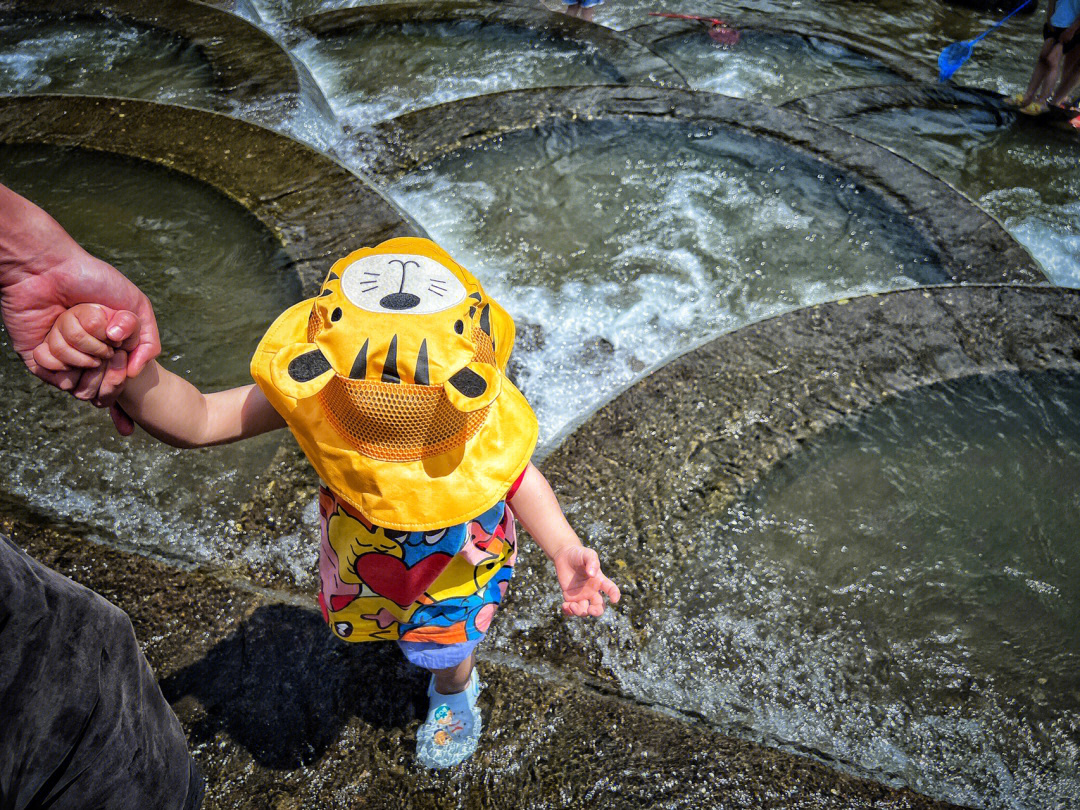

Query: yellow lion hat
[{"left": 251, "top": 237, "right": 538, "bottom": 530}]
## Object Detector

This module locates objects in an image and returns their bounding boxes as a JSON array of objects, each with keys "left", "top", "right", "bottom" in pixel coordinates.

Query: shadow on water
[{"left": 159, "top": 603, "right": 424, "bottom": 769}]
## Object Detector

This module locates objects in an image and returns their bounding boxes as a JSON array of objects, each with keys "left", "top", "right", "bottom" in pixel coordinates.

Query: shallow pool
[
  {"left": 0, "top": 144, "right": 300, "bottom": 568},
  {"left": 602, "top": 0, "right": 1040, "bottom": 94},
  {"left": 0, "top": 13, "right": 219, "bottom": 106},
  {"left": 526, "top": 370, "right": 1080, "bottom": 809},
  {"left": 653, "top": 29, "right": 905, "bottom": 104},
  {"left": 295, "top": 20, "right": 623, "bottom": 129},
  {"left": 390, "top": 117, "right": 946, "bottom": 448},
  {"left": 837, "top": 103, "right": 1080, "bottom": 287}
]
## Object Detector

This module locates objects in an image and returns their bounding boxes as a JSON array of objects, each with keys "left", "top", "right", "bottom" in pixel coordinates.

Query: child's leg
[
  {"left": 431, "top": 652, "right": 474, "bottom": 695},
  {"left": 400, "top": 640, "right": 484, "bottom": 768}
]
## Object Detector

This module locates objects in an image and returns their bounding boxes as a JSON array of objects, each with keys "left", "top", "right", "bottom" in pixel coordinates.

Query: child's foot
[
  {"left": 1020, "top": 100, "right": 1049, "bottom": 115},
  {"left": 1004, "top": 93, "right": 1027, "bottom": 107},
  {"left": 415, "top": 669, "right": 481, "bottom": 768}
]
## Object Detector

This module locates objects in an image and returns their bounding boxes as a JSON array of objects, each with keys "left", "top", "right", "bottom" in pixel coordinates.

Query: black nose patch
[
  {"left": 288, "top": 350, "right": 330, "bottom": 382},
  {"left": 380, "top": 292, "right": 421, "bottom": 310},
  {"left": 448, "top": 367, "right": 487, "bottom": 398}
]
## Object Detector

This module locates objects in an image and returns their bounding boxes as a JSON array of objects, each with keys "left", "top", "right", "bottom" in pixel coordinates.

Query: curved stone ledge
[
  {"left": 626, "top": 14, "right": 936, "bottom": 85},
  {"left": 0, "top": 95, "right": 419, "bottom": 291},
  {"left": 289, "top": 1, "right": 687, "bottom": 90},
  {"left": 544, "top": 284, "right": 1080, "bottom": 568},
  {"left": 362, "top": 85, "right": 1044, "bottom": 283},
  {"left": 0, "top": 0, "right": 310, "bottom": 126},
  {"left": 781, "top": 81, "right": 1009, "bottom": 122},
  {"left": 7, "top": 511, "right": 960, "bottom": 809}
]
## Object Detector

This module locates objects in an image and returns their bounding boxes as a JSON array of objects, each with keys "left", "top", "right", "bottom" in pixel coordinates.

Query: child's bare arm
[
  {"left": 508, "top": 462, "right": 621, "bottom": 617},
  {"left": 45, "top": 305, "right": 286, "bottom": 447},
  {"left": 118, "top": 362, "right": 285, "bottom": 448}
]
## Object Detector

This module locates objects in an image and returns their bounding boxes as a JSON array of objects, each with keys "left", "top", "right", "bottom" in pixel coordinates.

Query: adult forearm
[{"left": 0, "top": 184, "right": 81, "bottom": 285}]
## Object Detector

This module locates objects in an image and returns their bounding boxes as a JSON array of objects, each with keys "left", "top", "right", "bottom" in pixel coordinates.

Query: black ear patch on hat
[
  {"left": 448, "top": 367, "right": 487, "bottom": 398},
  {"left": 479, "top": 304, "right": 491, "bottom": 335},
  {"left": 289, "top": 350, "right": 331, "bottom": 382}
]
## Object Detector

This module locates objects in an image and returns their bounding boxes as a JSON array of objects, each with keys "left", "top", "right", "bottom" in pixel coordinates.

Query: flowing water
[
  {"left": 835, "top": 104, "right": 1080, "bottom": 287},
  {"left": 294, "top": 21, "right": 624, "bottom": 130},
  {"left": 0, "top": 144, "right": 300, "bottom": 568},
  {"left": 653, "top": 30, "right": 906, "bottom": 103},
  {"left": 6, "top": 3, "right": 1080, "bottom": 805},
  {"left": 0, "top": 14, "right": 219, "bottom": 105},
  {"left": 389, "top": 117, "right": 946, "bottom": 448},
  {"left": 513, "top": 371, "right": 1080, "bottom": 809},
  {"left": 600, "top": 0, "right": 1042, "bottom": 97}
]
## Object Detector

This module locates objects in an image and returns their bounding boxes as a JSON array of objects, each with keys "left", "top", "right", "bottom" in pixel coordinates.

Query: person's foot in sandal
[{"left": 415, "top": 669, "right": 482, "bottom": 768}]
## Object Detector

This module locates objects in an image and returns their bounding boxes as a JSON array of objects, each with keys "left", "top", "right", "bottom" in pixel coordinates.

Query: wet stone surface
[
  {"left": 488, "top": 285, "right": 1080, "bottom": 808},
  {"left": 4, "top": 511, "right": 962, "bottom": 809}
]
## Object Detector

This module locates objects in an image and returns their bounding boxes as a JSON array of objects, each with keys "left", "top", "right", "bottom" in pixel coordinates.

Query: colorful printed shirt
[{"left": 316, "top": 484, "right": 519, "bottom": 644}]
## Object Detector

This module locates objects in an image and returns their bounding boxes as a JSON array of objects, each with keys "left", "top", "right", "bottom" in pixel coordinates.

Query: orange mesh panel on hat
[
  {"left": 318, "top": 378, "right": 489, "bottom": 462},
  {"left": 316, "top": 329, "right": 497, "bottom": 462}
]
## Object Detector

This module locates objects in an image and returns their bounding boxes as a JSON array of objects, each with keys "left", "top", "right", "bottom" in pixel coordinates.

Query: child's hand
[
  {"left": 33, "top": 303, "right": 139, "bottom": 410},
  {"left": 551, "top": 545, "right": 621, "bottom": 617}
]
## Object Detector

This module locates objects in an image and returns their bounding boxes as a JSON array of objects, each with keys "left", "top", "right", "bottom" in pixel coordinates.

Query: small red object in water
[
  {"left": 708, "top": 24, "right": 740, "bottom": 46},
  {"left": 649, "top": 11, "right": 740, "bottom": 46}
]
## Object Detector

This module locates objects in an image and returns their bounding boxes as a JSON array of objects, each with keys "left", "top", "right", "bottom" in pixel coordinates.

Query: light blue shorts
[
  {"left": 564, "top": 0, "right": 604, "bottom": 7},
  {"left": 398, "top": 637, "right": 482, "bottom": 670}
]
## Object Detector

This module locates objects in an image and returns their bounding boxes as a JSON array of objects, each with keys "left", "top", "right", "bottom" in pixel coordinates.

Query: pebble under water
[
  {"left": 0, "top": 144, "right": 300, "bottom": 569},
  {"left": 653, "top": 30, "right": 905, "bottom": 104},
  {"left": 0, "top": 14, "right": 219, "bottom": 105},
  {"left": 531, "top": 371, "right": 1080, "bottom": 810},
  {"left": 390, "top": 117, "right": 946, "bottom": 448}
]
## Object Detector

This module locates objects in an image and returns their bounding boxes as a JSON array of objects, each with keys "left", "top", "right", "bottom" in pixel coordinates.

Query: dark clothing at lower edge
[{"left": 0, "top": 535, "right": 202, "bottom": 810}]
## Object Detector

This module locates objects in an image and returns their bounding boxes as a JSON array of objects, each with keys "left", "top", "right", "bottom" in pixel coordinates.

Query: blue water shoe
[{"left": 415, "top": 669, "right": 481, "bottom": 768}]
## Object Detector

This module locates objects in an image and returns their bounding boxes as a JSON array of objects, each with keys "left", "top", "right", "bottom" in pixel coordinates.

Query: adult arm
[{"left": 0, "top": 183, "right": 161, "bottom": 397}]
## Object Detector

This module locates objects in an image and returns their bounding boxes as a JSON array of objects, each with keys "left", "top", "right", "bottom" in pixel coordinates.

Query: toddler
[{"left": 47, "top": 237, "right": 620, "bottom": 768}]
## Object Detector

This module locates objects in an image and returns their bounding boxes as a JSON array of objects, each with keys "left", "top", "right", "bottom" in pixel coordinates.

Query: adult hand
[{"left": 0, "top": 184, "right": 161, "bottom": 414}]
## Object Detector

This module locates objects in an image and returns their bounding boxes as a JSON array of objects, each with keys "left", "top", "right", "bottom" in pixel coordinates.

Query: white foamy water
[
  {"left": 389, "top": 118, "right": 945, "bottom": 449},
  {"left": 293, "top": 22, "right": 621, "bottom": 130}
]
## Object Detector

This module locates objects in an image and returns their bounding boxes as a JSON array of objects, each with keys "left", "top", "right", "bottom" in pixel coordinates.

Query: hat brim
[{"left": 252, "top": 299, "right": 539, "bottom": 530}]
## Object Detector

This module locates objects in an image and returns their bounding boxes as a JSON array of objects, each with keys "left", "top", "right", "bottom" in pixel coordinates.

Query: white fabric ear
[{"left": 443, "top": 362, "right": 501, "bottom": 413}]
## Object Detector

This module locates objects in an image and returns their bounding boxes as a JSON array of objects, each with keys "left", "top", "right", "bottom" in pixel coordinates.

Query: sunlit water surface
[
  {"left": 837, "top": 104, "right": 1080, "bottom": 287},
  {"left": 295, "top": 21, "right": 622, "bottom": 130},
  {"left": 525, "top": 371, "right": 1080, "bottom": 809},
  {"left": 389, "top": 118, "right": 946, "bottom": 448},
  {"left": 600, "top": 0, "right": 1041, "bottom": 96},
  {"left": 0, "top": 145, "right": 300, "bottom": 567},
  {"left": 0, "top": 14, "right": 219, "bottom": 105},
  {"left": 654, "top": 30, "right": 905, "bottom": 103}
]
